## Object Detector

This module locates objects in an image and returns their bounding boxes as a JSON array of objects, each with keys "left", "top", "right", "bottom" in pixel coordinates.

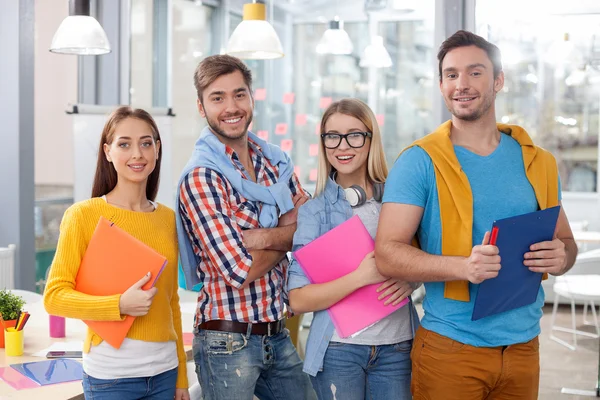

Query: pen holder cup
[
  {"left": 5, "top": 328, "right": 24, "bottom": 356},
  {"left": 49, "top": 315, "right": 65, "bottom": 338}
]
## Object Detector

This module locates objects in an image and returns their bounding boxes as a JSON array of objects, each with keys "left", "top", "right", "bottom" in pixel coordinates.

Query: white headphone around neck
[{"left": 332, "top": 172, "right": 384, "bottom": 207}]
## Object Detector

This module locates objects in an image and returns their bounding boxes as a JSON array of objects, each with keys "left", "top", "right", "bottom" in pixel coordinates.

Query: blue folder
[
  {"left": 10, "top": 359, "right": 83, "bottom": 386},
  {"left": 471, "top": 206, "right": 561, "bottom": 321}
]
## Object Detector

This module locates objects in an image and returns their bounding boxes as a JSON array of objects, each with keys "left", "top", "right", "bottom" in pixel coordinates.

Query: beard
[
  {"left": 447, "top": 89, "right": 496, "bottom": 122},
  {"left": 206, "top": 112, "right": 253, "bottom": 141}
]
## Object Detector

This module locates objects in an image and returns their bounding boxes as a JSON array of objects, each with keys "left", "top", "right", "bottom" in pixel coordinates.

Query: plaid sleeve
[
  {"left": 179, "top": 167, "right": 251, "bottom": 289},
  {"left": 289, "top": 171, "right": 311, "bottom": 198}
]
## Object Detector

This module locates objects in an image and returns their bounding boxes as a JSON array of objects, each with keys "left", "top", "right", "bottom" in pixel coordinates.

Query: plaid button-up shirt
[{"left": 179, "top": 139, "right": 307, "bottom": 326}]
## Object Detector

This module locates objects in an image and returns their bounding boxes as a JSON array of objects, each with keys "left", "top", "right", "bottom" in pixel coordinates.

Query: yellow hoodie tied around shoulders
[{"left": 403, "top": 121, "right": 559, "bottom": 302}]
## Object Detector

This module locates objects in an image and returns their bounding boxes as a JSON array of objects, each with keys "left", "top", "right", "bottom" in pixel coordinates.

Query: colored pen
[
  {"left": 490, "top": 226, "right": 499, "bottom": 246},
  {"left": 17, "top": 313, "right": 30, "bottom": 331}
]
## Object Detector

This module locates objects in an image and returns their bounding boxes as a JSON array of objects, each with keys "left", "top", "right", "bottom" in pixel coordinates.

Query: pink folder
[
  {"left": 0, "top": 366, "right": 39, "bottom": 390},
  {"left": 293, "top": 215, "right": 408, "bottom": 338}
]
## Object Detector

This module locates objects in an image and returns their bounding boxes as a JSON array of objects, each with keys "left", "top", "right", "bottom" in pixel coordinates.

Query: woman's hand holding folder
[
  {"left": 119, "top": 272, "right": 158, "bottom": 316},
  {"left": 354, "top": 252, "right": 387, "bottom": 286}
]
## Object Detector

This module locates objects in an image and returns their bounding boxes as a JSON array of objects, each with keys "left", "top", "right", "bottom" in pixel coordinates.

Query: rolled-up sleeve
[
  {"left": 287, "top": 203, "right": 321, "bottom": 291},
  {"left": 179, "top": 167, "right": 251, "bottom": 289}
]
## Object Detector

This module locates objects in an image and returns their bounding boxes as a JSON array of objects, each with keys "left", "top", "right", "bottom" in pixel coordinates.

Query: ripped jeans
[{"left": 193, "top": 328, "right": 316, "bottom": 400}]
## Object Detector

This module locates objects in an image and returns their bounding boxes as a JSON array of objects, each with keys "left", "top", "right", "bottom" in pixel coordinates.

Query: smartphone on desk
[{"left": 46, "top": 351, "right": 83, "bottom": 359}]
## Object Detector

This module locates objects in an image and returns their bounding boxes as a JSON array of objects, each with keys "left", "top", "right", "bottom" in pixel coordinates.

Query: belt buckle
[{"left": 267, "top": 322, "right": 272, "bottom": 336}]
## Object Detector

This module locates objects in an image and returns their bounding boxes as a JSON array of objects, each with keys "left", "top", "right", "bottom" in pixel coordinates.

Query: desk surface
[{"left": 0, "top": 296, "right": 197, "bottom": 399}]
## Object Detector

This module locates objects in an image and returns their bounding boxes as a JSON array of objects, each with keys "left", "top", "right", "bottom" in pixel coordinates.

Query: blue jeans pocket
[
  {"left": 393, "top": 339, "right": 413, "bottom": 353},
  {"left": 83, "top": 372, "right": 121, "bottom": 390},
  {"left": 203, "top": 330, "right": 248, "bottom": 355}
]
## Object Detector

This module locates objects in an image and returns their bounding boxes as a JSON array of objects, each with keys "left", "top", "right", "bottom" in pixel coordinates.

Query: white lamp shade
[
  {"left": 316, "top": 23, "right": 353, "bottom": 55},
  {"left": 360, "top": 36, "right": 392, "bottom": 68},
  {"left": 50, "top": 15, "right": 111, "bottom": 55},
  {"left": 227, "top": 20, "right": 284, "bottom": 60}
]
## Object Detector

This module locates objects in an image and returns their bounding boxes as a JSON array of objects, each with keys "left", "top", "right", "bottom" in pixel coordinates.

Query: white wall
[
  {"left": 561, "top": 192, "right": 600, "bottom": 231},
  {"left": 34, "top": 0, "right": 78, "bottom": 186}
]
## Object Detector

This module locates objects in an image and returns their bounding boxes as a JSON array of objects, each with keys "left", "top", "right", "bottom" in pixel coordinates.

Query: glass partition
[{"left": 477, "top": 0, "right": 600, "bottom": 192}]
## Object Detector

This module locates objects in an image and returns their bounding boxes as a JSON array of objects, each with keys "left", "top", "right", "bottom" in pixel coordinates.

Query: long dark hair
[{"left": 91, "top": 106, "right": 162, "bottom": 201}]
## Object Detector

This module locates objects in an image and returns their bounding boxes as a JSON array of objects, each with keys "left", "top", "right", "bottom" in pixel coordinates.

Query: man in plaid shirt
[{"left": 178, "top": 54, "right": 316, "bottom": 400}]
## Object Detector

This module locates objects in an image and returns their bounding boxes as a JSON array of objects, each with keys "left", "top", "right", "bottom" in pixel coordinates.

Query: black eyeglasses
[{"left": 320, "top": 131, "right": 372, "bottom": 149}]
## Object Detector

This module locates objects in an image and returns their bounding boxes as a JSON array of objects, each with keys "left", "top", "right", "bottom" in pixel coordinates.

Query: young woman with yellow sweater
[{"left": 43, "top": 106, "right": 189, "bottom": 400}]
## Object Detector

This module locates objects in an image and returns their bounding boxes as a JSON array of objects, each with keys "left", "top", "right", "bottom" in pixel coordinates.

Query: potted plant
[{"left": 0, "top": 289, "right": 25, "bottom": 348}]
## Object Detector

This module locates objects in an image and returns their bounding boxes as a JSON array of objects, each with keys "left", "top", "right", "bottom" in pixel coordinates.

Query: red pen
[{"left": 490, "top": 226, "right": 499, "bottom": 246}]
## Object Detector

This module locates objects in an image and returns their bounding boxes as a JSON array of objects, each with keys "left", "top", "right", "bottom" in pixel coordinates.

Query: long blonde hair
[{"left": 314, "top": 98, "right": 388, "bottom": 197}]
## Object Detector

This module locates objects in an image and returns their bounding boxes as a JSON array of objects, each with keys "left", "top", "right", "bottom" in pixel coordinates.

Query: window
[
  {"left": 477, "top": 0, "right": 600, "bottom": 192},
  {"left": 290, "top": 11, "right": 435, "bottom": 189},
  {"left": 171, "top": 1, "right": 214, "bottom": 183}
]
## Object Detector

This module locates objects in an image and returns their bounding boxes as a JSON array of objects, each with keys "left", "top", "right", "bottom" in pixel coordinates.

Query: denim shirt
[{"left": 288, "top": 177, "right": 419, "bottom": 376}]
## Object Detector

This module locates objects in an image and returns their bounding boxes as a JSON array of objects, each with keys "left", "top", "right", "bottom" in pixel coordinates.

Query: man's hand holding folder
[
  {"left": 119, "top": 272, "right": 158, "bottom": 317},
  {"left": 463, "top": 230, "right": 502, "bottom": 284},
  {"left": 523, "top": 236, "right": 568, "bottom": 275}
]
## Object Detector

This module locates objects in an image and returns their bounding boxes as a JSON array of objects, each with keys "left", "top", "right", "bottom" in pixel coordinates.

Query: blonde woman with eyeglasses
[{"left": 287, "top": 98, "right": 420, "bottom": 400}]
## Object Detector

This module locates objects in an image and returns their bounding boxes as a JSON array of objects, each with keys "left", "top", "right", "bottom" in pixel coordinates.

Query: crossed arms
[{"left": 179, "top": 168, "right": 308, "bottom": 289}]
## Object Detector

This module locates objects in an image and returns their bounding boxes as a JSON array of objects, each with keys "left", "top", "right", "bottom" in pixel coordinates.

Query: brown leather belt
[{"left": 199, "top": 319, "right": 285, "bottom": 336}]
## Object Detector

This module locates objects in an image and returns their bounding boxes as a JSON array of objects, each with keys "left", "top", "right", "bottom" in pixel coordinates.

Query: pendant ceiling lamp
[
  {"left": 316, "top": 18, "right": 353, "bottom": 55},
  {"left": 360, "top": 35, "right": 392, "bottom": 68},
  {"left": 227, "top": 1, "right": 284, "bottom": 60},
  {"left": 50, "top": 0, "right": 111, "bottom": 55}
]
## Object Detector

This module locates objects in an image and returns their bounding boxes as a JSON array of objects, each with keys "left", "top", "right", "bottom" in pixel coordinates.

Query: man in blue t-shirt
[{"left": 375, "top": 30, "right": 578, "bottom": 400}]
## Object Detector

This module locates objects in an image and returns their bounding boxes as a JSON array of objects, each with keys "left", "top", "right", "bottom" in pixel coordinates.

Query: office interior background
[
  {"left": 2, "top": 0, "right": 600, "bottom": 293},
  {"left": 2, "top": 1, "right": 600, "bottom": 397}
]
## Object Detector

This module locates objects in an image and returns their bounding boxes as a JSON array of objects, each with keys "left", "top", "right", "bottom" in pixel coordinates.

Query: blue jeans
[
  {"left": 82, "top": 367, "right": 177, "bottom": 400},
  {"left": 310, "top": 340, "right": 413, "bottom": 400},
  {"left": 193, "top": 327, "right": 317, "bottom": 400}
]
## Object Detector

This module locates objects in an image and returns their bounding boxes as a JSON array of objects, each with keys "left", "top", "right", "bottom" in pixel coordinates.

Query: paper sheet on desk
[{"left": 31, "top": 341, "right": 83, "bottom": 358}]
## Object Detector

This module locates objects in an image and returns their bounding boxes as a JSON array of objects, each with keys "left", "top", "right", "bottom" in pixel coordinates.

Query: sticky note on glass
[
  {"left": 319, "top": 97, "right": 333, "bottom": 109},
  {"left": 295, "top": 114, "right": 307, "bottom": 126},
  {"left": 309, "top": 144, "right": 319, "bottom": 157},
  {"left": 376, "top": 114, "right": 385, "bottom": 127},
  {"left": 257, "top": 130, "right": 269, "bottom": 140},
  {"left": 254, "top": 88, "right": 267, "bottom": 101},
  {"left": 315, "top": 125, "right": 321, "bottom": 135},
  {"left": 309, "top": 169, "right": 318, "bottom": 181},
  {"left": 294, "top": 166, "right": 302, "bottom": 178},
  {"left": 275, "top": 123, "right": 288, "bottom": 135},
  {"left": 283, "top": 92, "right": 295, "bottom": 104},
  {"left": 281, "top": 139, "right": 293, "bottom": 152}
]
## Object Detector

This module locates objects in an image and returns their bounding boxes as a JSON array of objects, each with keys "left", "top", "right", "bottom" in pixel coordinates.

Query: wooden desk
[
  {"left": 0, "top": 300, "right": 196, "bottom": 399},
  {"left": 0, "top": 301, "right": 87, "bottom": 399}
]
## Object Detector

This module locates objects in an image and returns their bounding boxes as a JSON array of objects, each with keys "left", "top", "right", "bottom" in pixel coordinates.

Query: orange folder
[{"left": 74, "top": 217, "right": 167, "bottom": 348}]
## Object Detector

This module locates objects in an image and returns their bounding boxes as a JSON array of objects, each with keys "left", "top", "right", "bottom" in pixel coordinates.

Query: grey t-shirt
[{"left": 330, "top": 198, "right": 413, "bottom": 345}]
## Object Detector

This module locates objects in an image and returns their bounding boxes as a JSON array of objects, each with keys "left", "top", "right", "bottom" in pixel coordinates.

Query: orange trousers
[{"left": 411, "top": 327, "right": 539, "bottom": 400}]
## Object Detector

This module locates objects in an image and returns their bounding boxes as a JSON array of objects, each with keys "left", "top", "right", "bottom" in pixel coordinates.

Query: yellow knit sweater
[{"left": 43, "top": 198, "right": 188, "bottom": 389}]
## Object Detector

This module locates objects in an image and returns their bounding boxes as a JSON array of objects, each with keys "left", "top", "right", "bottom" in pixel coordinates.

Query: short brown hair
[
  {"left": 437, "top": 30, "right": 502, "bottom": 82},
  {"left": 193, "top": 55, "right": 253, "bottom": 102},
  {"left": 91, "top": 106, "right": 162, "bottom": 201}
]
